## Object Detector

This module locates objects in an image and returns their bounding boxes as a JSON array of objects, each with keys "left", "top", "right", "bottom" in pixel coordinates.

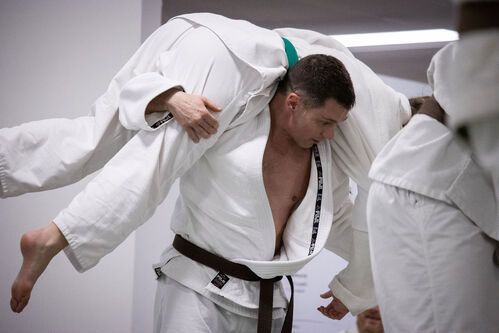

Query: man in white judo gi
[
  {"left": 1, "top": 13, "right": 410, "bottom": 332},
  {"left": 430, "top": 0, "right": 499, "bottom": 220},
  {"left": 368, "top": 3, "right": 499, "bottom": 330},
  {"left": 367, "top": 93, "right": 499, "bottom": 331}
]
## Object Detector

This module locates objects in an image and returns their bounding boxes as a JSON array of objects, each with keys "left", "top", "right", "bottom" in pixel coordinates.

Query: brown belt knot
[{"left": 172, "top": 234, "right": 294, "bottom": 333}]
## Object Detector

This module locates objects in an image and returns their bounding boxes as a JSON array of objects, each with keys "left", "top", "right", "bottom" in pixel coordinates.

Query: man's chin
[
  {"left": 298, "top": 142, "right": 314, "bottom": 149},
  {"left": 294, "top": 138, "right": 318, "bottom": 149}
]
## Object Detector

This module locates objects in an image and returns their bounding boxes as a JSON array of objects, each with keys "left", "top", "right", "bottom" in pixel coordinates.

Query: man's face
[{"left": 290, "top": 97, "right": 349, "bottom": 149}]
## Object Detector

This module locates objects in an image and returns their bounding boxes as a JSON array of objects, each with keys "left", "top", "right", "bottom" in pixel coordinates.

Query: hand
[
  {"left": 317, "top": 290, "right": 349, "bottom": 320},
  {"left": 357, "top": 306, "right": 384, "bottom": 333},
  {"left": 416, "top": 95, "right": 446, "bottom": 124},
  {"left": 146, "top": 89, "right": 222, "bottom": 143}
]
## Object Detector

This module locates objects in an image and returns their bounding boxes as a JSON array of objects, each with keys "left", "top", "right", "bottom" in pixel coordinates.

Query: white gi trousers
[
  {"left": 367, "top": 182, "right": 499, "bottom": 333},
  {"left": 153, "top": 276, "right": 285, "bottom": 333}
]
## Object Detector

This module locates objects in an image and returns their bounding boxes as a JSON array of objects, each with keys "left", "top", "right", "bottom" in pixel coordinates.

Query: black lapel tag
[
  {"left": 154, "top": 267, "right": 163, "bottom": 279},
  {"left": 211, "top": 272, "right": 230, "bottom": 289}
]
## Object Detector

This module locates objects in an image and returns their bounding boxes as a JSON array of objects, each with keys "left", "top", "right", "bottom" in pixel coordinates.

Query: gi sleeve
[
  {"left": 324, "top": 162, "right": 376, "bottom": 316},
  {"left": 118, "top": 72, "right": 184, "bottom": 131},
  {"left": 0, "top": 99, "right": 135, "bottom": 198}
]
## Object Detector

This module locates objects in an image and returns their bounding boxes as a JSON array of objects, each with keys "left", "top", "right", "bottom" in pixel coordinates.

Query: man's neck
[{"left": 268, "top": 94, "right": 307, "bottom": 155}]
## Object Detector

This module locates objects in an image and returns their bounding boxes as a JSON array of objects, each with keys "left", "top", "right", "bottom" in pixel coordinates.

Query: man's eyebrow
[{"left": 321, "top": 116, "right": 337, "bottom": 123}]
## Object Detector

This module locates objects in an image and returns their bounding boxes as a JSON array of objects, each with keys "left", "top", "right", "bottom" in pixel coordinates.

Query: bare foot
[{"left": 10, "top": 222, "right": 67, "bottom": 313}]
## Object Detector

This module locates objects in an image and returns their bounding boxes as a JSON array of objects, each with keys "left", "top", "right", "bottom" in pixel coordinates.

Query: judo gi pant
[
  {"left": 367, "top": 182, "right": 499, "bottom": 333},
  {"left": 153, "top": 276, "right": 285, "bottom": 333}
]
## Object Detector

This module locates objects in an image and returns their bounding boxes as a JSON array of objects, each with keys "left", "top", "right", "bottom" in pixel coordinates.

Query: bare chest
[{"left": 262, "top": 144, "right": 311, "bottom": 253}]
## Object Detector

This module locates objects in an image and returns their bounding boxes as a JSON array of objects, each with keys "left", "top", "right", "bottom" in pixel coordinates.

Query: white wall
[
  {"left": 380, "top": 74, "right": 432, "bottom": 98},
  {"left": 0, "top": 1, "right": 141, "bottom": 332}
]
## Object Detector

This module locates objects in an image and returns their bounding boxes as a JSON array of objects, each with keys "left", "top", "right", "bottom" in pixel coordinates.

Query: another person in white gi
[
  {"left": 1, "top": 13, "right": 410, "bottom": 331},
  {"left": 367, "top": 94, "right": 499, "bottom": 332},
  {"left": 430, "top": 0, "right": 499, "bottom": 220}
]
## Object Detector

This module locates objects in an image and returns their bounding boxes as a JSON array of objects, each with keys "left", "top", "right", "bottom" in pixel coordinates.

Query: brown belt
[{"left": 172, "top": 234, "right": 294, "bottom": 333}]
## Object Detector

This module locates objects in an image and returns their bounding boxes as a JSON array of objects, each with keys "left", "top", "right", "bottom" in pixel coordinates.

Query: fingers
[
  {"left": 194, "top": 122, "right": 212, "bottom": 139},
  {"left": 317, "top": 292, "right": 349, "bottom": 321},
  {"left": 317, "top": 305, "right": 348, "bottom": 320},
  {"left": 187, "top": 109, "right": 219, "bottom": 142},
  {"left": 168, "top": 93, "right": 221, "bottom": 143},
  {"left": 317, "top": 305, "right": 346, "bottom": 320},
  {"left": 185, "top": 127, "right": 200, "bottom": 144},
  {"left": 202, "top": 97, "right": 222, "bottom": 113},
  {"left": 201, "top": 112, "right": 219, "bottom": 132},
  {"left": 10, "top": 298, "right": 18, "bottom": 312}
]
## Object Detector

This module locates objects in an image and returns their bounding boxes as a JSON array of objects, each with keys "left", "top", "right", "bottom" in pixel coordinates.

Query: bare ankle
[{"left": 44, "top": 222, "right": 69, "bottom": 252}]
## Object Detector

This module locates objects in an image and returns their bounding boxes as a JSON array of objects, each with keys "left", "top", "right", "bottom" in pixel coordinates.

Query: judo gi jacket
[{"left": 369, "top": 113, "right": 498, "bottom": 241}]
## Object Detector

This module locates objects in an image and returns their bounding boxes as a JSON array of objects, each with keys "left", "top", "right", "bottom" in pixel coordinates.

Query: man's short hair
[{"left": 278, "top": 54, "right": 355, "bottom": 110}]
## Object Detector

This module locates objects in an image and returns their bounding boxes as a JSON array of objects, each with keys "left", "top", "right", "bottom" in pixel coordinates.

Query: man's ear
[{"left": 286, "top": 92, "right": 300, "bottom": 112}]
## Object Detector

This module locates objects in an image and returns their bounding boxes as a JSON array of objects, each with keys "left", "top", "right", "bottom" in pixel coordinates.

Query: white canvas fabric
[{"left": 368, "top": 182, "right": 499, "bottom": 333}]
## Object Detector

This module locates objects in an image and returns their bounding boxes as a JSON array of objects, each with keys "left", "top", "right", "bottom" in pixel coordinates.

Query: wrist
[
  {"left": 145, "top": 88, "right": 182, "bottom": 114},
  {"left": 162, "top": 88, "right": 182, "bottom": 109}
]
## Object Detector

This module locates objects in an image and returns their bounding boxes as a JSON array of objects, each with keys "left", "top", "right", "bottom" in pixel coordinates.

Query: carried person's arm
[{"left": 118, "top": 74, "right": 221, "bottom": 143}]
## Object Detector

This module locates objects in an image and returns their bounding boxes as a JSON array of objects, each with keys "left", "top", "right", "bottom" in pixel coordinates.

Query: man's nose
[{"left": 322, "top": 126, "right": 335, "bottom": 140}]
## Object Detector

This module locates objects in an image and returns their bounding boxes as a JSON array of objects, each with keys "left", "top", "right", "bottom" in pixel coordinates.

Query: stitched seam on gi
[
  {"left": 56, "top": 220, "right": 89, "bottom": 272},
  {"left": 416, "top": 196, "right": 440, "bottom": 332},
  {"left": 0, "top": 150, "right": 9, "bottom": 196},
  {"left": 308, "top": 144, "right": 322, "bottom": 255}
]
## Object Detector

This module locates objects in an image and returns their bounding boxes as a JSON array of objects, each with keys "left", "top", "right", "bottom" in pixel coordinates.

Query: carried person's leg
[{"left": 0, "top": 18, "right": 193, "bottom": 198}]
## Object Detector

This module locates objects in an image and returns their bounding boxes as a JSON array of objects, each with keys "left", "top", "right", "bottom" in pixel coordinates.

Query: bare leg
[{"left": 10, "top": 222, "right": 68, "bottom": 313}]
